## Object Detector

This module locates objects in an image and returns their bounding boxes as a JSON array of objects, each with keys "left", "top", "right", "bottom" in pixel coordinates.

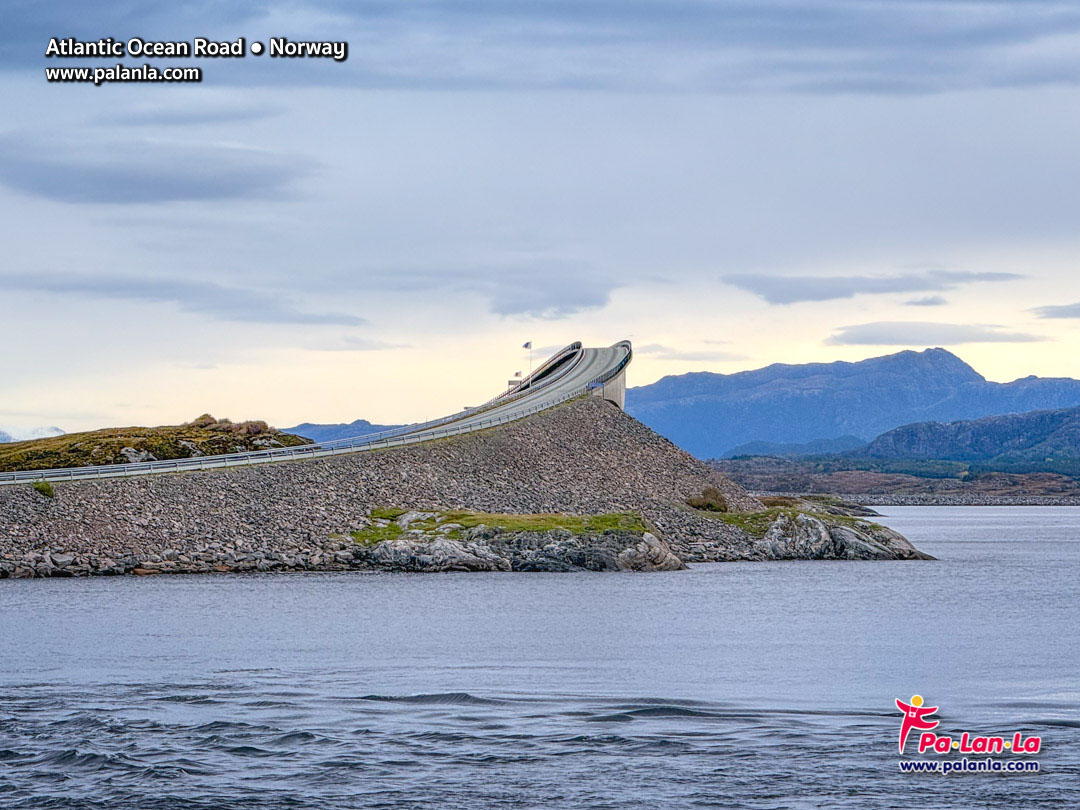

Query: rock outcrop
[
  {"left": 753, "top": 513, "right": 927, "bottom": 560},
  {"left": 356, "top": 513, "right": 685, "bottom": 573},
  {"left": 0, "top": 397, "right": 928, "bottom": 578}
]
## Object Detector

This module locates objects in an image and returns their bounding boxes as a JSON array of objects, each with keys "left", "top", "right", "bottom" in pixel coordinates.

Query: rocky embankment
[
  {"left": 2, "top": 509, "right": 686, "bottom": 576},
  {"left": 0, "top": 398, "right": 929, "bottom": 578}
]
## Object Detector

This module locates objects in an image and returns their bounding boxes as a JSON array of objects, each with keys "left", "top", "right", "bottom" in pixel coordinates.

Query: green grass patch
[
  {"left": 351, "top": 522, "right": 404, "bottom": 545},
  {"left": 713, "top": 508, "right": 789, "bottom": 538},
  {"left": 351, "top": 509, "right": 648, "bottom": 545},
  {"left": 801, "top": 494, "right": 843, "bottom": 506},
  {"left": 758, "top": 495, "right": 801, "bottom": 508},
  {"left": 411, "top": 510, "right": 646, "bottom": 534},
  {"left": 32, "top": 480, "right": 54, "bottom": 498},
  {"left": 369, "top": 506, "right": 409, "bottom": 521}
]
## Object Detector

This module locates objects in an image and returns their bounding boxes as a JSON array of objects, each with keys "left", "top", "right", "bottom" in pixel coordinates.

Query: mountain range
[
  {"left": 712, "top": 404, "right": 1080, "bottom": 494},
  {"left": 862, "top": 406, "right": 1080, "bottom": 468},
  {"left": 625, "top": 348, "right": 1080, "bottom": 459},
  {"left": 283, "top": 418, "right": 402, "bottom": 443},
  {"left": 724, "top": 436, "right": 867, "bottom": 458}
]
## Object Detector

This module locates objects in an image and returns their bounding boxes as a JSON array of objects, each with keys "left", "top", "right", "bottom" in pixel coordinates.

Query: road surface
[{"left": 0, "top": 340, "right": 632, "bottom": 485}]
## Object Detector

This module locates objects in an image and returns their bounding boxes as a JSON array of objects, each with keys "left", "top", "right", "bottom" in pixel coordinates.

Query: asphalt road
[{"left": 0, "top": 341, "right": 632, "bottom": 485}]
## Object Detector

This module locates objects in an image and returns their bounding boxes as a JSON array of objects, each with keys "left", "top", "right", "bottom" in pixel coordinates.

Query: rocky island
[{"left": 0, "top": 398, "right": 929, "bottom": 578}]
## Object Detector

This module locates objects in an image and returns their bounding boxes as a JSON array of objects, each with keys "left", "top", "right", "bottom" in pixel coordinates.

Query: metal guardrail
[
  {"left": 1, "top": 341, "right": 630, "bottom": 486},
  {"left": 306, "top": 341, "right": 585, "bottom": 451}
]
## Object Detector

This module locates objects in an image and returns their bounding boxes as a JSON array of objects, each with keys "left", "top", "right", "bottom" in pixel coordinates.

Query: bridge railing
[
  {"left": 0, "top": 342, "right": 630, "bottom": 486},
  {"left": 307, "top": 341, "right": 585, "bottom": 451}
]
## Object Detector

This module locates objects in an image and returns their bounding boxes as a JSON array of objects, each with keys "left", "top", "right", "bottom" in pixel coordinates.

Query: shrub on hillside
[
  {"left": 186, "top": 414, "right": 272, "bottom": 436},
  {"left": 687, "top": 486, "right": 728, "bottom": 512}
]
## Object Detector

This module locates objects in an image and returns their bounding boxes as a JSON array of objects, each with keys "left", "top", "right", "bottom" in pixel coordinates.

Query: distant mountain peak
[
  {"left": 626, "top": 347, "right": 1080, "bottom": 459},
  {"left": 899, "top": 347, "right": 984, "bottom": 381},
  {"left": 633, "top": 347, "right": 985, "bottom": 403},
  {"left": 284, "top": 418, "right": 403, "bottom": 443}
]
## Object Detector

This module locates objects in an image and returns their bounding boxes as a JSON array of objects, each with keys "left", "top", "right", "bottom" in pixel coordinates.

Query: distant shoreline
[{"left": 751, "top": 492, "right": 1080, "bottom": 507}]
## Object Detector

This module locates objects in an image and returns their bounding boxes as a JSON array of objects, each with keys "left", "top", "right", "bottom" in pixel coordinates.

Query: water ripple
[{"left": 0, "top": 680, "right": 1076, "bottom": 809}]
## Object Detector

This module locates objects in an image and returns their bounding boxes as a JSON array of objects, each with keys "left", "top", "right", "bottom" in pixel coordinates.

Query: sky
[{"left": 1, "top": 0, "right": 1079, "bottom": 432}]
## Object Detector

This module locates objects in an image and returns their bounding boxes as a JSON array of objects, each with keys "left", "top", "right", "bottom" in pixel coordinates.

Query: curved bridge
[{"left": 1, "top": 340, "right": 632, "bottom": 485}]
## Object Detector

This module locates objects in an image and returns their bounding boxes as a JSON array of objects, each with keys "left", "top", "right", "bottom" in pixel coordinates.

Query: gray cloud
[
  {"left": 487, "top": 270, "right": 614, "bottom": 319},
  {"left": 1032, "top": 302, "right": 1080, "bottom": 319},
  {"left": 8, "top": 1, "right": 1080, "bottom": 93},
  {"left": 906, "top": 295, "right": 948, "bottom": 307},
  {"left": 0, "top": 133, "right": 310, "bottom": 204},
  {"left": 826, "top": 321, "right": 1045, "bottom": 346},
  {"left": 0, "top": 272, "right": 364, "bottom": 326},
  {"left": 722, "top": 271, "right": 1021, "bottom": 304},
  {"left": 636, "top": 343, "right": 747, "bottom": 362},
  {"left": 99, "top": 100, "right": 284, "bottom": 127},
  {"left": 355, "top": 264, "right": 618, "bottom": 319}
]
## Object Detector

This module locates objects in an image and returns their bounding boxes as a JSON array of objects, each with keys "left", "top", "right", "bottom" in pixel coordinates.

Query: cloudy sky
[{"left": 2, "top": 1, "right": 1080, "bottom": 431}]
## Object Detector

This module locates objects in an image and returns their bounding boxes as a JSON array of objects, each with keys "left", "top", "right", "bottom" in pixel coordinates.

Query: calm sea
[{"left": 1, "top": 506, "right": 1077, "bottom": 808}]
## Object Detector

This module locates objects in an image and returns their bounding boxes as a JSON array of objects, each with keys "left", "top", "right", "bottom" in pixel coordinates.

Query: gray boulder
[
  {"left": 755, "top": 512, "right": 932, "bottom": 560},
  {"left": 119, "top": 447, "right": 157, "bottom": 464}
]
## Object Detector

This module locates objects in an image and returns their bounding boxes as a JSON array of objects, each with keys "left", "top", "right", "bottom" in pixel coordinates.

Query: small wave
[
  {"left": 131, "top": 763, "right": 203, "bottom": 780},
  {"left": 585, "top": 713, "right": 635, "bottom": 723},
  {"left": 603, "top": 696, "right": 713, "bottom": 707},
  {"left": 36, "top": 749, "right": 139, "bottom": 772},
  {"left": 192, "top": 720, "right": 273, "bottom": 733},
  {"left": 611, "top": 706, "right": 719, "bottom": 718},
  {"left": 994, "top": 699, "right": 1076, "bottom": 710},
  {"left": 1031, "top": 718, "right": 1080, "bottom": 728},
  {"left": 403, "top": 730, "right": 471, "bottom": 742},
  {"left": 271, "top": 731, "right": 320, "bottom": 744},
  {"left": 223, "top": 745, "right": 279, "bottom": 758},
  {"left": 242, "top": 700, "right": 296, "bottom": 708},
  {"left": 357, "top": 692, "right": 508, "bottom": 706},
  {"left": 47, "top": 715, "right": 111, "bottom": 729},
  {"left": 557, "top": 734, "right": 633, "bottom": 746}
]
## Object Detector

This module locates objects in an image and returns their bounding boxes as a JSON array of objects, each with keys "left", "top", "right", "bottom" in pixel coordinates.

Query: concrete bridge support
[{"left": 590, "top": 365, "right": 626, "bottom": 409}]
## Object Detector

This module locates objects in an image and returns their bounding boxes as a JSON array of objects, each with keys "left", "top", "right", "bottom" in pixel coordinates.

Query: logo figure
[{"left": 895, "top": 694, "right": 939, "bottom": 754}]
